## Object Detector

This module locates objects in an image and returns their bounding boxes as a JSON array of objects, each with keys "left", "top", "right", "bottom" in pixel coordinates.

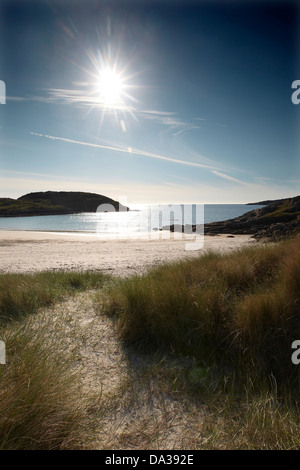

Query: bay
[{"left": 0, "top": 204, "right": 263, "bottom": 236}]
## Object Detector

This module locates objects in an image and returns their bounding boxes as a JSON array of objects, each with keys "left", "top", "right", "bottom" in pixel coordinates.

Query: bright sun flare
[{"left": 97, "top": 68, "right": 124, "bottom": 106}]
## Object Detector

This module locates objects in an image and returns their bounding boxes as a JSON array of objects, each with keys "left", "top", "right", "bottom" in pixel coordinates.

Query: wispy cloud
[
  {"left": 46, "top": 88, "right": 127, "bottom": 110},
  {"left": 7, "top": 90, "right": 132, "bottom": 111},
  {"left": 283, "top": 179, "right": 300, "bottom": 184},
  {"left": 254, "top": 176, "right": 273, "bottom": 182},
  {"left": 30, "top": 132, "right": 217, "bottom": 170},
  {"left": 0, "top": 168, "right": 84, "bottom": 181},
  {"left": 172, "top": 129, "right": 186, "bottom": 137},
  {"left": 211, "top": 170, "right": 249, "bottom": 185},
  {"left": 8, "top": 87, "right": 201, "bottom": 135},
  {"left": 7, "top": 95, "right": 52, "bottom": 103},
  {"left": 46, "top": 88, "right": 202, "bottom": 133},
  {"left": 139, "top": 109, "right": 201, "bottom": 134}
]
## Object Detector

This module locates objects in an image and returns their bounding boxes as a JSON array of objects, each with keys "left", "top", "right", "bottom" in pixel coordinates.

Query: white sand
[{"left": 0, "top": 230, "right": 257, "bottom": 276}]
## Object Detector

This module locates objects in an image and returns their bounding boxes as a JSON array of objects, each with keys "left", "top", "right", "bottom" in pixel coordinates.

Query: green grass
[
  {"left": 104, "top": 235, "right": 300, "bottom": 392},
  {"left": 0, "top": 270, "right": 110, "bottom": 449},
  {"left": 260, "top": 200, "right": 300, "bottom": 220},
  {"left": 0, "top": 321, "right": 86, "bottom": 449},
  {"left": 0, "top": 271, "right": 109, "bottom": 324},
  {"left": 0, "top": 199, "right": 68, "bottom": 216}
]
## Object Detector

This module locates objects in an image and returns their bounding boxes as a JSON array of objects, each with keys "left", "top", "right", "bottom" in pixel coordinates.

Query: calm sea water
[{"left": 0, "top": 204, "right": 263, "bottom": 236}]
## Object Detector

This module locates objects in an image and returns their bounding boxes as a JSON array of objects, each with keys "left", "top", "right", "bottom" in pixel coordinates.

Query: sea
[{"left": 0, "top": 204, "right": 263, "bottom": 238}]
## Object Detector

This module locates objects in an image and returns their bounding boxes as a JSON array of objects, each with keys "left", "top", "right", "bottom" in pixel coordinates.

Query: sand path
[{"left": 50, "top": 291, "right": 208, "bottom": 449}]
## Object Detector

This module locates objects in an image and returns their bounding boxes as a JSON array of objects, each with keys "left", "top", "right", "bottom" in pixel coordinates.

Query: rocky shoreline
[{"left": 162, "top": 196, "right": 300, "bottom": 240}]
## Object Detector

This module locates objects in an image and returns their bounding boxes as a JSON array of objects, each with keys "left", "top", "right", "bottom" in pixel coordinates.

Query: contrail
[{"left": 30, "top": 132, "right": 218, "bottom": 170}]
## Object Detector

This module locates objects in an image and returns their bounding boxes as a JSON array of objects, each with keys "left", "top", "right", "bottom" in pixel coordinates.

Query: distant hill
[
  {"left": 0, "top": 191, "right": 129, "bottom": 217},
  {"left": 247, "top": 198, "right": 285, "bottom": 205}
]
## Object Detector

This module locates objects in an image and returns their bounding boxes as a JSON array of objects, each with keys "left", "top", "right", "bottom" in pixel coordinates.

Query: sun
[{"left": 97, "top": 67, "right": 124, "bottom": 106}]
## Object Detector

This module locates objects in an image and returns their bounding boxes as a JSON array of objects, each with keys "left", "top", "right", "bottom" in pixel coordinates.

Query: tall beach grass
[
  {"left": 104, "top": 235, "right": 300, "bottom": 392},
  {"left": 0, "top": 270, "right": 109, "bottom": 449}
]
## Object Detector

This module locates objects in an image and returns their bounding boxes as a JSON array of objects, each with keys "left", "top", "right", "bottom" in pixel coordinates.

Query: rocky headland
[{"left": 162, "top": 196, "right": 300, "bottom": 240}]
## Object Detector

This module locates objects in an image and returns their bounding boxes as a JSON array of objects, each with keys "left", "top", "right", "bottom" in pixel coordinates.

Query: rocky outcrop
[
  {"left": 0, "top": 191, "right": 129, "bottom": 217},
  {"left": 162, "top": 196, "right": 300, "bottom": 240}
]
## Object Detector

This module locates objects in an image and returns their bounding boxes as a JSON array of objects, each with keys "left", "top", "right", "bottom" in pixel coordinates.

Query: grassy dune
[
  {"left": 0, "top": 236, "right": 300, "bottom": 449},
  {"left": 105, "top": 235, "right": 300, "bottom": 392}
]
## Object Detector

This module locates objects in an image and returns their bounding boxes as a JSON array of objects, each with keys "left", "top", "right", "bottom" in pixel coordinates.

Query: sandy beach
[{"left": 0, "top": 230, "right": 257, "bottom": 276}]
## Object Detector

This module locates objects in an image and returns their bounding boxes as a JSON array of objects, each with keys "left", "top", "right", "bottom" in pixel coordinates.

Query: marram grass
[
  {"left": 0, "top": 322, "right": 86, "bottom": 449},
  {"left": 0, "top": 270, "right": 110, "bottom": 450},
  {"left": 104, "top": 235, "right": 300, "bottom": 392}
]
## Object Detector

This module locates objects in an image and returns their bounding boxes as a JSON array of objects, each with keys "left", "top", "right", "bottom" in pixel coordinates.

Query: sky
[{"left": 0, "top": 0, "right": 299, "bottom": 205}]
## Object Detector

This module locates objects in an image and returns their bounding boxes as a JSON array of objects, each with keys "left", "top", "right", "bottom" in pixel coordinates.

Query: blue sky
[{"left": 0, "top": 0, "right": 299, "bottom": 204}]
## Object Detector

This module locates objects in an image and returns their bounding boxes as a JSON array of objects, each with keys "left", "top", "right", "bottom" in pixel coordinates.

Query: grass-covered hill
[{"left": 0, "top": 191, "right": 129, "bottom": 217}]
